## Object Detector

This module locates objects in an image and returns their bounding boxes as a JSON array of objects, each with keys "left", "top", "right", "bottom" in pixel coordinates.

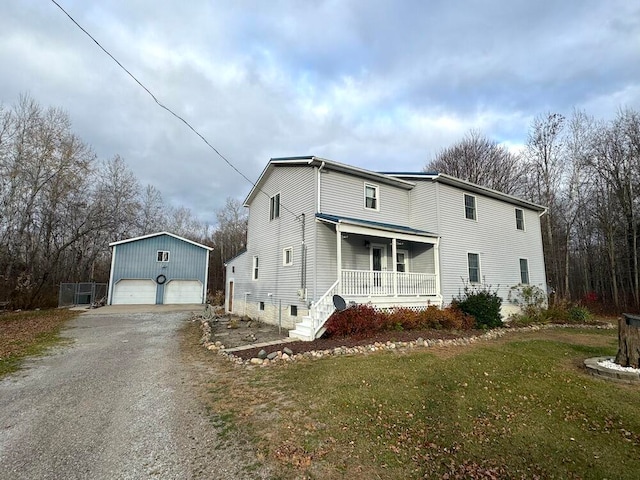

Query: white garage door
[
  {"left": 112, "top": 279, "right": 157, "bottom": 305},
  {"left": 164, "top": 280, "right": 203, "bottom": 304}
]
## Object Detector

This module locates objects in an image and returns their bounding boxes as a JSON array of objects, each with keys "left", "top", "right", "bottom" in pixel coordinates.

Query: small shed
[{"left": 107, "top": 232, "right": 213, "bottom": 305}]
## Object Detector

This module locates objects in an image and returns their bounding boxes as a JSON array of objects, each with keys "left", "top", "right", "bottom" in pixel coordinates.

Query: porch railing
[
  {"left": 310, "top": 279, "right": 341, "bottom": 332},
  {"left": 341, "top": 270, "right": 437, "bottom": 297}
]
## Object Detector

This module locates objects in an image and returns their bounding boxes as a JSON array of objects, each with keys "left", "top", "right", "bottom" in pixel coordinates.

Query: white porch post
[
  {"left": 391, "top": 237, "right": 397, "bottom": 296},
  {"left": 336, "top": 224, "right": 342, "bottom": 288},
  {"left": 434, "top": 238, "right": 441, "bottom": 299}
]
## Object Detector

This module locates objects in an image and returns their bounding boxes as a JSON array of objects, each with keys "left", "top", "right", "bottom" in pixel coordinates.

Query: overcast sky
[{"left": 2, "top": 1, "right": 639, "bottom": 225}]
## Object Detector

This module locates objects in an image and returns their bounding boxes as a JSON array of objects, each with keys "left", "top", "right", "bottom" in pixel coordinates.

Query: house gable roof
[
  {"left": 109, "top": 231, "right": 213, "bottom": 251},
  {"left": 244, "top": 156, "right": 415, "bottom": 206},
  {"left": 385, "top": 172, "right": 546, "bottom": 212}
]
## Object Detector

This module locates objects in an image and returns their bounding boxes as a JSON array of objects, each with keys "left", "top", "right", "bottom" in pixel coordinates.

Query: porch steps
[{"left": 289, "top": 316, "right": 326, "bottom": 341}]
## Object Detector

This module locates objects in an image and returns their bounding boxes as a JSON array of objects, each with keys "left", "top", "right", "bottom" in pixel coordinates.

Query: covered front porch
[{"left": 289, "top": 214, "right": 442, "bottom": 341}]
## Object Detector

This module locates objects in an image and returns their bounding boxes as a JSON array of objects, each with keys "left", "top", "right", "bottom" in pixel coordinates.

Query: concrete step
[{"left": 288, "top": 316, "right": 315, "bottom": 341}]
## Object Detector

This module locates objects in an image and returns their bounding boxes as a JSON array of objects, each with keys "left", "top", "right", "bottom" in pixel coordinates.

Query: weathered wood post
[{"left": 615, "top": 314, "right": 640, "bottom": 368}]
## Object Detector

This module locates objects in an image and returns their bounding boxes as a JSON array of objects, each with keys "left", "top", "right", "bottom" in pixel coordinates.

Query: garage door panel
[
  {"left": 164, "top": 280, "right": 202, "bottom": 304},
  {"left": 113, "top": 279, "right": 156, "bottom": 305}
]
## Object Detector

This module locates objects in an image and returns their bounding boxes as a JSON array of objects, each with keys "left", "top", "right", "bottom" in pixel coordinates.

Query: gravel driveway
[{"left": 0, "top": 309, "right": 270, "bottom": 479}]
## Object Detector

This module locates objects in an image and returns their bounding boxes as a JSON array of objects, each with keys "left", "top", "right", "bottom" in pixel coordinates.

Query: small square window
[
  {"left": 259, "top": 301, "right": 265, "bottom": 311},
  {"left": 269, "top": 193, "right": 280, "bottom": 220},
  {"left": 364, "top": 183, "right": 379, "bottom": 210},
  {"left": 231, "top": 266, "right": 235, "bottom": 273},
  {"left": 290, "top": 305, "right": 298, "bottom": 316},
  {"left": 464, "top": 194, "right": 476, "bottom": 220},
  {"left": 520, "top": 258, "right": 530, "bottom": 284},
  {"left": 515, "top": 208, "right": 525, "bottom": 230},
  {"left": 283, "top": 247, "right": 293, "bottom": 266},
  {"left": 156, "top": 250, "right": 170, "bottom": 262},
  {"left": 468, "top": 252, "right": 480, "bottom": 283},
  {"left": 252, "top": 256, "right": 259, "bottom": 280}
]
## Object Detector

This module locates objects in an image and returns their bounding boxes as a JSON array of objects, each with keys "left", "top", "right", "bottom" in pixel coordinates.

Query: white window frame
[
  {"left": 519, "top": 258, "right": 530, "bottom": 284},
  {"left": 283, "top": 247, "right": 293, "bottom": 266},
  {"left": 464, "top": 194, "right": 477, "bottom": 221},
  {"left": 515, "top": 208, "right": 525, "bottom": 231},
  {"left": 396, "top": 249, "right": 409, "bottom": 273},
  {"left": 269, "top": 192, "right": 280, "bottom": 220},
  {"left": 364, "top": 183, "right": 379, "bottom": 211},
  {"left": 156, "top": 250, "right": 170, "bottom": 262},
  {"left": 467, "top": 252, "right": 481, "bottom": 284},
  {"left": 252, "top": 256, "right": 259, "bottom": 280}
]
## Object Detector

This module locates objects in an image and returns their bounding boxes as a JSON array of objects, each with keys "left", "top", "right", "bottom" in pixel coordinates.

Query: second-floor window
[
  {"left": 464, "top": 194, "right": 476, "bottom": 220},
  {"left": 270, "top": 193, "right": 280, "bottom": 220},
  {"left": 515, "top": 208, "right": 525, "bottom": 230},
  {"left": 364, "top": 183, "right": 379, "bottom": 210},
  {"left": 156, "top": 250, "right": 170, "bottom": 262}
]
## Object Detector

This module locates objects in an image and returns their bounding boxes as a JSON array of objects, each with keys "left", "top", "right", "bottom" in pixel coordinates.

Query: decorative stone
[
  {"left": 250, "top": 358, "right": 263, "bottom": 365},
  {"left": 282, "top": 353, "right": 290, "bottom": 360},
  {"left": 283, "top": 347, "right": 293, "bottom": 356},
  {"left": 258, "top": 349, "right": 268, "bottom": 359},
  {"left": 267, "top": 351, "right": 278, "bottom": 360}
]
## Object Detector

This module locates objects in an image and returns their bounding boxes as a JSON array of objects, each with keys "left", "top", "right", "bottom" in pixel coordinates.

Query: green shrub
[
  {"left": 453, "top": 283, "right": 503, "bottom": 329},
  {"left": 568, "top": 305, "right": 593, "bottom": 323},
  {"left": 508, "top": 284, "right": 547, "bottom": 322}
]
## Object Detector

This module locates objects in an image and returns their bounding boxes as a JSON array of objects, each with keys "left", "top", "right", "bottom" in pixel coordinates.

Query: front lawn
[
  {"left": 205, "top": 327, "right": 640, "bottom": 479},
  {"left": 0, "top": 309, "right": 79, "bottom": 377}
]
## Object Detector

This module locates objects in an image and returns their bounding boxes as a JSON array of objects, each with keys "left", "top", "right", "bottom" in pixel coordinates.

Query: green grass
[
  {"left": 260, "top": 329, "right": 639, "bottom": 479},
  {"left": 0, "top": 309, "right": 78, "bottom": 377}
]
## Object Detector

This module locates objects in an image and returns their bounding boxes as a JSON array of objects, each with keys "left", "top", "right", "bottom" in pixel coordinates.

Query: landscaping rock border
[
  {"left": 196, "top": 317, "right": 616, "bottom": 368},
  {"left": 584, "top": 356, "right": 640, "bottom": 384}
]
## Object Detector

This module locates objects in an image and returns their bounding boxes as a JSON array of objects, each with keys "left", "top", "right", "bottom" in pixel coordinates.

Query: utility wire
[{"left": 50, "top": 0, "right": 301, "bottom": 220}]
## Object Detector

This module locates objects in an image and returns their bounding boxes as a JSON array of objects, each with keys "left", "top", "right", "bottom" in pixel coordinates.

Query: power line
[{"left": 50, "top": 0, "right": 301, "bottom": 221}]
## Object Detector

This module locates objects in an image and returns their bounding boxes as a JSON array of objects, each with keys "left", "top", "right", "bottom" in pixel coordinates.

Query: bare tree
[{"left": 426, "top": 130, "right": 527, "bottom": 195}]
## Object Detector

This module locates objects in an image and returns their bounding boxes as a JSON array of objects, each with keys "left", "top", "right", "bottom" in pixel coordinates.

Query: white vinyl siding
[
  {"left": 467, "top": 253, "right": 480, "bottom": 283},
  {"left": 320, "top": 170, "right": 411, "bottom": 225},
  {"left": 435, "top": 183, "right": 546, "bottom": 303}
]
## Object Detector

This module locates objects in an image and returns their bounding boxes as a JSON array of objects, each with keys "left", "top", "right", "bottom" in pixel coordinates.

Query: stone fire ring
[{"left": 584, "top": 356, "right": 640, "bottom": 384}]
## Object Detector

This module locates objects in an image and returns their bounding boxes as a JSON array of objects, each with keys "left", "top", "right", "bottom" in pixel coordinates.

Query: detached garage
[{"left": 107, "top": 232, "right": 213, "bottom": 305}]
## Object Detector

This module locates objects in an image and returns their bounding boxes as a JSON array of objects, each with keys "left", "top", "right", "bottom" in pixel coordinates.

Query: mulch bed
[{"left": 232, "top": 328, "right": 484, "bottom": 360}]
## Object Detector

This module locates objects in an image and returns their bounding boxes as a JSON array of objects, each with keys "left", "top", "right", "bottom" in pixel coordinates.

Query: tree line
[
  {"left": 427, "top": 108, "right": 640, "bottom": 311},
  {"left": 0, "top": 95, "right": 246, "bottom": 308}
]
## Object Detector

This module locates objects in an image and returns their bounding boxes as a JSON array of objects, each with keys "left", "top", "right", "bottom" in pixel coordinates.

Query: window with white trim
[
  {"left": 156, "top": 250, "right": 170, "bottom": 262},
  {"left": 467, "top": 252, "right": 480, "bottom": 283},
  {"left": 464, "top": 194, "right": 476, "bottom": 220},
  {"left": 364, "top": 183, "right": 379, "bottom": 210},
  {"left": 252, "top": 256, "right": 259, "bottom": 280},
  {"left": 290, "top": 305, "right": 298, "bottom": 316},
  {"left": 515, "top": 208, "right": 525, "bottom": 231},
  {"left": 520, "top": 258, "right": 530, "bottom": 284},
  {"left": 283, "top": 247, "right": 293, "bottom": 266},
  {"left": 269, "top": 193, "right": 280, "bottom": 220}
]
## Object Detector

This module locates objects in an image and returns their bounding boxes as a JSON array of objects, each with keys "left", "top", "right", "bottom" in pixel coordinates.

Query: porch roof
[{"left": 315, "top": 213, "right": 438, "bottom": 238}]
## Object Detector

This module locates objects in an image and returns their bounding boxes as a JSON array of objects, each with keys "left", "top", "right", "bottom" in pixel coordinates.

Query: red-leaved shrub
[{"left": 323, "top": 303, "right": 476, "bottom": 338}]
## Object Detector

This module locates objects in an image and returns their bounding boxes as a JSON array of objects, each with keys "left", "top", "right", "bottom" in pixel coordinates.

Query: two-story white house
[{"left": 225, "top": 156, "right": 546, "bottom": 341}]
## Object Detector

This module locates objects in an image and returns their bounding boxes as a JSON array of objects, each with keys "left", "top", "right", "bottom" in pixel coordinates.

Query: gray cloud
[{"left": 1, "top": 0, "right": 639, "bottom": 224}]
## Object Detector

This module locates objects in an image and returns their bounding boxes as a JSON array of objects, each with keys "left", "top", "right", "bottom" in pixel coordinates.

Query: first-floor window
[
  {"left": 156, "top": 250, "right": 170, "bottom": 262},
  {"left": 283, "top": 247, "right": 293, "bottom": 266},
  {"left": 468, "top": 253, "right": 480, "bottom": 283},
  {"left": 252, "top": 256, "right": 259, "bottom": 280},
  {"left": 520, "top": 258, "right": 530, "bottom": 284}
]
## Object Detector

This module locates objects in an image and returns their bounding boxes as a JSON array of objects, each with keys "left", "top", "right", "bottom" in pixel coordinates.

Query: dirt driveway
[{"left": 0, "top": 308, "right": 271, "bottom": 479}]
